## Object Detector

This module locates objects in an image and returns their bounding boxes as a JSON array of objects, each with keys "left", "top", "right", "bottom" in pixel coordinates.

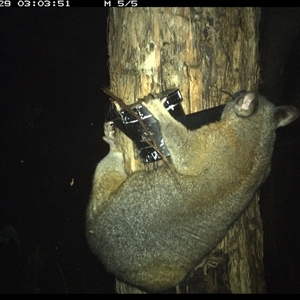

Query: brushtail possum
[{"left": 86, "top": 91, "right": 299, "bottom": 293}]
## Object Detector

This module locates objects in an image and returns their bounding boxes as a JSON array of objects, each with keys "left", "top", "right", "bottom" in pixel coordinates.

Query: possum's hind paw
[
  {"left": 103, "top": 121, "right": 124, "bottom": 153},
  {"left": 103, "top": 121, "right": 116, "bottom": 144}
]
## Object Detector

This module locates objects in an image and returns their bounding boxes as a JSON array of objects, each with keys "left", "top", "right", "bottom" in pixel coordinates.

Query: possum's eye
[{"left": 234, "top": 92, "right": 258, "bottom": 117}]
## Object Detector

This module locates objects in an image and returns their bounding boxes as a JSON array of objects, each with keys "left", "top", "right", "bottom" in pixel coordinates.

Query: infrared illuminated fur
[{"left": 86, "top": 91, "right": 299, "bottom": 293}]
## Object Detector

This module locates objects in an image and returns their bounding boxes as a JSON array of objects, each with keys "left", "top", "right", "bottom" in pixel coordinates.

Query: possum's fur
[{"left": 86, "top": 91, "right": 299, "bottom": 293}]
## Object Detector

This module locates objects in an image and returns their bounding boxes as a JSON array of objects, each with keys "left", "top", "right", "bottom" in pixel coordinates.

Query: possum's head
[{"left": 222, "top": 90, "right": 300, "bottom": 129}]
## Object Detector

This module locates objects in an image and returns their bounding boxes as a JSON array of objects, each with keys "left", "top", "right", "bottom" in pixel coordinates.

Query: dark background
[{"left": 0, "top": 7, "right": 299, "bottom": 293}]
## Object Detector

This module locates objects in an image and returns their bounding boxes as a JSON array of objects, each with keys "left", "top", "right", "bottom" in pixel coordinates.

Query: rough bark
[{"left": 107, "top": 7, "right": 265, "bottom": 293}]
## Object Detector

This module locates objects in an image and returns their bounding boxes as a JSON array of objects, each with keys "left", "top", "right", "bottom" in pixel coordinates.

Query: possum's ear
[
  {"left": 274, "top": 106, "right": 300, "bottom": 128},
  {"left": 234, "top": 92, "right": 258, "bottom": 117}
]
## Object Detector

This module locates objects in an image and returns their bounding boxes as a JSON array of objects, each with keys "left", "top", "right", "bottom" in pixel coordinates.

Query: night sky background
[{"left": 0, "top": 7, "right": 300, "bottom": 293}]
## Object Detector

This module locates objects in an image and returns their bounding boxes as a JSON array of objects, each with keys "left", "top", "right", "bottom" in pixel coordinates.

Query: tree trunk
[{"left": 107, "top": 7, "right": 265, "bottom": 293}]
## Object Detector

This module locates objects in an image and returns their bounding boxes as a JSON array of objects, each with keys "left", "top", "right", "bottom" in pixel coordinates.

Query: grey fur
[{"left": 86, "top": 91, "right": 299, "bottom": 293}]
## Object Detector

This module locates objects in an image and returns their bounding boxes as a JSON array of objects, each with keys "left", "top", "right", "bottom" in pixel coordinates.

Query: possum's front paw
[{"left": 142, "top": 97, "right": 169, "bottom": 120}]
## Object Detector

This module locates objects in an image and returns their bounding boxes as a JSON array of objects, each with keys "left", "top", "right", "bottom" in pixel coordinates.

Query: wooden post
[{"left": 107, "top": 7, "right": 265, "bottom": 293}]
